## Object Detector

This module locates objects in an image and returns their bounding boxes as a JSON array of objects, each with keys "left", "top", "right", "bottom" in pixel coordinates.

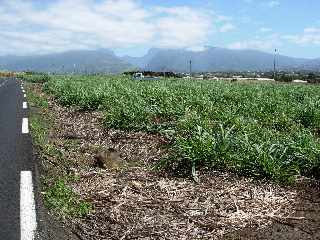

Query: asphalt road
[
  {"left": 0, "top": 77, "right": 80, "bottom": 240},
  {"left": 0, "top": 77, "right": 33, "bottom": 240}
]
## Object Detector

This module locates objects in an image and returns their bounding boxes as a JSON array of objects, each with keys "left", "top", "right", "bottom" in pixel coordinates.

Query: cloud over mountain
[{"left": 0, "top": 0, "right": 230, "bottom": 56}]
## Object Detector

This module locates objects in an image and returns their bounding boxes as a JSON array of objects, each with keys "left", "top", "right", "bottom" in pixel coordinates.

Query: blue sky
[{"left": 0, "top": 0, "right": 319, "bottom": 58}]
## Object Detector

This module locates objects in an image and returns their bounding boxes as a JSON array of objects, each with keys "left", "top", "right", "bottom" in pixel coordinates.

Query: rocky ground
[{"left": 29, "top": 83, "right": 320, "bottom": 240}]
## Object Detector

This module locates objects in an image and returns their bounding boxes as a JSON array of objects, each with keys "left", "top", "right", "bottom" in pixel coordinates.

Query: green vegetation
[
  {"left": 306, "top": 73, "right": 320, "bottom": 84},
  {"left": 30, "top": 113, "right": 49, "bottom": 147},
  {"left": 42, "top": 75, "right": 320, "bottom": 183},
  {"left": 275, "top": 73, "right": 295, "bottom": 82},
  {"left": 19, "top": 73, "right": 51, "bottom": 83},
  {"left": 27, "top": 91, "right": 49, "bottom": 109},
  {"left": 26, "top": 82, "right": 92, "bottom": 218},
  {"left": 29, "top": 113, "right": 64, "bottom": 162},
  {"left": 43, "top": 179, "right": 92, "bottom": 218},
  {"left": 272, "top": 71, "right": 320, "bottom": 83}
]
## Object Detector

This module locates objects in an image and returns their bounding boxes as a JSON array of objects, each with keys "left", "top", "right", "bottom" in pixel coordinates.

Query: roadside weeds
[{"left": 26, "top": 82, "right": 92, "bottom": 220}]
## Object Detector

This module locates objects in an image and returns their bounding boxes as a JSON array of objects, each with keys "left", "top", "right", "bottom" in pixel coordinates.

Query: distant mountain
[
  {"left": 126, "top": 47, "right": 313, "bottom": 72},
  {"left": 0, "top": 49, "right": 133, "bottom": 73},
  {"left": 0, "top": 47, "right": 318, "bottom": 73},
  {"left": 301, "top": 58, "right": 320, "bottom": 71},
  {"left": 121, "top": 48, "right": 161, "bottom": 69}
]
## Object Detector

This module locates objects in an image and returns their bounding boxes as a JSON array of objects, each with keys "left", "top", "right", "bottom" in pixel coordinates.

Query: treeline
[
  {"left": 275, "top": 72, "right": 320, "bottom": 83},
  {"left": 304, "top": 73, "right": 320, "bottom": 83}
]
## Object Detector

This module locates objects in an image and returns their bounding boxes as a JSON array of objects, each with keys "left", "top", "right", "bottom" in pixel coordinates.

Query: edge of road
[{"left": 16, "top": 77, "right": 80, "bottom": 240}]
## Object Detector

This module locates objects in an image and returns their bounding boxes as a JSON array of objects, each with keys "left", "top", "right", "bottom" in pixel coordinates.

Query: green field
[{"left": 26, "top": 74, "right": 320, "bottom": 183}]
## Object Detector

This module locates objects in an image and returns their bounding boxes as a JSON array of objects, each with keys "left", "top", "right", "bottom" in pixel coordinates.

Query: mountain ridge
[
  {"left": 0, "top": 47, "right": 319, "bottom": 73},
  {"left": 0, "top": 49, "right": 134, "bottom": 74},
  {"left": 123, "top": 47, "right": 317, "bottom": 72}
]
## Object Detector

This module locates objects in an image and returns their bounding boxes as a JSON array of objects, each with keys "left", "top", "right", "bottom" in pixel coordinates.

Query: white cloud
[
  {"left": 304, "top": 28, "right": 320, "bottom": 34},
  {"left": 187, "top": 46, "right": 207, "bottom": 52},
  {"left": 153, "top": 6, "right": 213, "bottom": 48},
  {"left": 266, "top": 1, "right": 280, "bottom": 8},
  {"left": 227, "top": 34, "right": 282, "bottom": 51},
  {"left": 228, "top": 40, "right": 273, "bottom": 50},
  {"left": 227, "top": 26, "right": 320, "bottom": 53},
  {"left": 259, "top": 27, "right": 272, "bottom": 33},
  {"left": 283, "top": 27, "right": 320, "bottom": 45},
  {"left": 0, "top": 0, "right": 225, "bottom": 56},
  {"left": 215, "top": 15, "right": 233, "bottom": 22},
  {"left": 219, "top": 23, "right": 236, "bottom": 33}
]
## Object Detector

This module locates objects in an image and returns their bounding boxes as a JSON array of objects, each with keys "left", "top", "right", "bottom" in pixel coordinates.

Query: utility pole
[
  {"left": 273, "top": 49, "right": 277, "bottom": 80},
  {"left": 162, "top": 67, "right": 166, "bottom": 80},
  {"left": 189, "top": 60, "right": 192, "bottom": 78}
]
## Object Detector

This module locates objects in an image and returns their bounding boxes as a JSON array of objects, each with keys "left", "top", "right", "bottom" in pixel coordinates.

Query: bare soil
[{"left": 29, "top": 83, "right": 320, "bottom": 240}]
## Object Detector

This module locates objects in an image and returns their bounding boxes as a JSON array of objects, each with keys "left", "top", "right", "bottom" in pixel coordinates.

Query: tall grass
[{"left": 44, "top": 75, "right": 320, "bottom": 183}]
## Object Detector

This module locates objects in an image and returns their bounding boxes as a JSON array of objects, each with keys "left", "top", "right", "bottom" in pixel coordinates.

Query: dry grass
[{"left": 71, "top": 169, "right": 300, "bottom": 239}]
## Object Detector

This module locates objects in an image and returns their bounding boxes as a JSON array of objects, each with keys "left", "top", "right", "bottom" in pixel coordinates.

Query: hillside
[
  {"left": 0, "top": 48, "right": 319, "bottom": 73},
  {"left": 302, "top": 58, "right": 320, "bottom": 71},
  {"left": 0, "top": 49, "right": 133, "bottom": 74},
  {"left": 125, "top": 47, "right": 312, "bottom": 72}
]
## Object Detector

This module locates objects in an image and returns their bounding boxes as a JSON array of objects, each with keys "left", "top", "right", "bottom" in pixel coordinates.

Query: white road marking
[
  {"left": 22, "top": 118, "right": 29, "bottom": 134},
  {"left": 23, "top": 102, "right": 28, "bottom": 109},
  {"left": 20, "top": 171, "right": 37, "bottom": 240},
  {"left": 24, "top": 94, "right": 27, "bottom": 98},
  {"left": 22, "top": 89, "right": 25, "bottom": 93}
]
